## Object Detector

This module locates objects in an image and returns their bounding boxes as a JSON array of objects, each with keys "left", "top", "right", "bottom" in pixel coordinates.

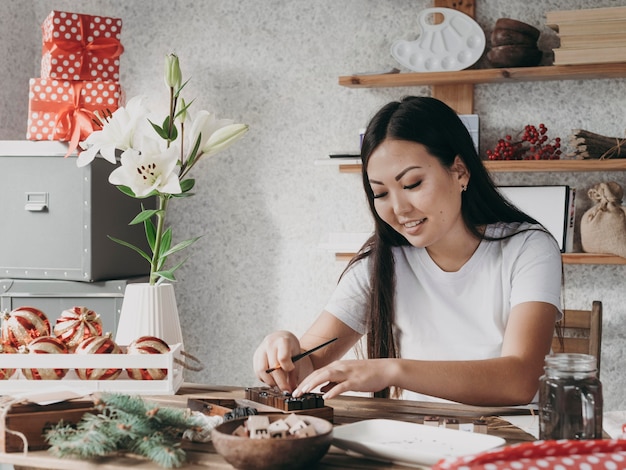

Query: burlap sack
[{"left": 580, "top": 181, "right": 626, "bottom": 258}]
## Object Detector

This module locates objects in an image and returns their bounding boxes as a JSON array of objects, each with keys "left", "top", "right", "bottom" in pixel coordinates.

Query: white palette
[{"left": 391, "top": 8, "right": 486, "bottom": 72}]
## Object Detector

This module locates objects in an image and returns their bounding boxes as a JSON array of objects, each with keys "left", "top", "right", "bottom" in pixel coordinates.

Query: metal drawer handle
[{"left": 25, "top": 192, "right": 48, "bottom": 212}]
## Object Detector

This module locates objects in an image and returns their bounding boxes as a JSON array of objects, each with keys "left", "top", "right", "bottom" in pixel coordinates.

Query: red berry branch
[{"left": 486, "top": 124, "right": 562, "bottom": 160}]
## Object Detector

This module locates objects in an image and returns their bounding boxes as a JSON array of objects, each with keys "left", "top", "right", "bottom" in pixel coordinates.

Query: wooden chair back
[{"left": 551, "top": 300, "right": 602, "bottom": 374}]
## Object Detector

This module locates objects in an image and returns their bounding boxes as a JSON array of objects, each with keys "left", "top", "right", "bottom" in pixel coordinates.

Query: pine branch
[
  {"left": 133, "top": 435, "right": 187, "bottom": 469},
  {"left": 45, "top": 393, "right": 203, "bottom": 468}
]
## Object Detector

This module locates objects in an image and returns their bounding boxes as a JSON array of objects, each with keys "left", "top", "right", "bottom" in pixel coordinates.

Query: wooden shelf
[
  {"left": 335, "top": 159, "right": 626, "bottom": 173},
  {"left": 562, "top": 253, "right": 626, "bottom": 265},
  {"left": 339, "top": 63, "right": 626, "bottom": 88},
  {"left": 484, "top": 159, "right": 626, "bottom": 172},
  {"left": 334, "top": 2, "right": 626, "bottom": 268},
  {"left": 335, "top": 252, "right": 626, "bottom": 265}
]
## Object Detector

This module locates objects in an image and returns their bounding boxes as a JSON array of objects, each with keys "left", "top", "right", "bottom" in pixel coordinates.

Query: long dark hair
[{"left": 348, "top": 96, "right": 543, "bottom": 398}]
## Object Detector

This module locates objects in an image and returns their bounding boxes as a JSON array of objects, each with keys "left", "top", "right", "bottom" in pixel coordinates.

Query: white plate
[
  {"left": 391, "top": 8, "right": 486, "bottom": 72},
  {"left": 332, "top": 419, "right": 505, "bottom": 467}
]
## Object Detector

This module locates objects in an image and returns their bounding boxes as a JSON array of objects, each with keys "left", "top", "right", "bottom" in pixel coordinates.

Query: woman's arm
[
  {"left": 294, "top": 301, "right": 558, "bottom": 406},
  {"left": 253, "top": 311, "right": 362, "bottom": 393}
]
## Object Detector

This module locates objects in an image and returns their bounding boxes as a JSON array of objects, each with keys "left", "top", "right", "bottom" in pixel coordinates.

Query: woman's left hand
[{"left": 292, "top": 358, "right": 393, "bottom": 399}]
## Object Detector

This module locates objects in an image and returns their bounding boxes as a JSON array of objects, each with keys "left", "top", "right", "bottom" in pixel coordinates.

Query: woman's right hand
[{"left": 253, "top": 330, "right": 304, "bottom": 392}]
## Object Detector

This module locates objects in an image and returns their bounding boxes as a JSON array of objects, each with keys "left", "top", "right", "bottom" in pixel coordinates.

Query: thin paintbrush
[{"left": 265, "top": 337, "right": 338, "bottom": 374}]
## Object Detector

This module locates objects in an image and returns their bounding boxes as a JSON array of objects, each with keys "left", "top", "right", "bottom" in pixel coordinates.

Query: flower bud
[
  {"left": 203, "top": 123, "right": 249, "bottom": 157},
  {"left": 179, "top": 98, "right": 188, "bottom": 124},
  {"left": 164, "top": 53, "right": 182, "bottom": 90}
]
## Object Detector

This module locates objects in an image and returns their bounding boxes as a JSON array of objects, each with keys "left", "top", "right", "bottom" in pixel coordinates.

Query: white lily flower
[
  {"left": 186, "top": 110, "right": 249, "bottom": 161},
  {"left": 203, "top": 122, "right": 249, "bottom": 158},
  {"left": 77, "top": 96, "right": 150, "bottom": 167},
  {"left": 108, "top": 146, "right": 182, "bottom": 197},
  {"left": 76, "top": 54, "right": 248, "bottom": 285}
]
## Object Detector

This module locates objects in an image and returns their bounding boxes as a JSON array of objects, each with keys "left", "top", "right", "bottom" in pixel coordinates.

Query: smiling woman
[
  {"left": 253, "top": 96, "right": 563, "bottom": 407},
  {"left": 367, "top": 139, "right": 472, "bottom": 271}
]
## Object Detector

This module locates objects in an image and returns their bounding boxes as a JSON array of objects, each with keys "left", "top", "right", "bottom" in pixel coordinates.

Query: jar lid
[{"left": 544, "top": 353, "right": 597, "bottom": 372}]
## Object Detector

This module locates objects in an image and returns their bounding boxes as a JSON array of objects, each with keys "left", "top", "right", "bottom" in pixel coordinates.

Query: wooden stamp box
[
  {"left": 187, "top": 386, "right": 334, "bottom": 423},
  {"left": 0, "top": 399, "right": 94, "bottom": 453}
]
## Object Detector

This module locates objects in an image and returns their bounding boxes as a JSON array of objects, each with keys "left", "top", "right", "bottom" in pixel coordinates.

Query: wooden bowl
[
  {"left": 494, "top": 18, "right": 540, "bottom": 41},
  {"left": 487, "top": 45, "right": 543, "bottom": 68},
  {"left": 491, "top": 28, "right": 538, "bottom": 47},
  {"left": 211, "top": 414, "right": 333, "bottom": 470}
]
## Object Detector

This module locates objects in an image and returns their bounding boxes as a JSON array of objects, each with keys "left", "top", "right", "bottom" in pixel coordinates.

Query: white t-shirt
[{"left": 324, "top": 222, "right": 563, "bottom": 402}]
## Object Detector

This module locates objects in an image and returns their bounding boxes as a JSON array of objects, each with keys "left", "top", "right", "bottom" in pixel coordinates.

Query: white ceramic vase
[{"left": 115, "top": 283, "right": 184, "bottom": 348}]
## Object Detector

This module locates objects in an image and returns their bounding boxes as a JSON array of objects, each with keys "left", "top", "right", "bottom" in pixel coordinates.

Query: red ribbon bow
[
  {"left": 30, "top": 81, "right": 100, "bottom": 157},
  {"left": 53, "top": 83, "right": 100, "bottom": 157},
  {"left": 42, "top": 13, "right": 124, "bottom": 79}
]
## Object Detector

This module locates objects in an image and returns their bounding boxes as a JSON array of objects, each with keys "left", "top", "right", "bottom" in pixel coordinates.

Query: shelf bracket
[{"left": 432, "top": 0, "right": 476, "bottom": 114}]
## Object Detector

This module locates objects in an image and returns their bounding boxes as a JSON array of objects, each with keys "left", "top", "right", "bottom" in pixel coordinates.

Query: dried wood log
[{"left": 567, "top": 129, "right": 626, "bottom": 159}]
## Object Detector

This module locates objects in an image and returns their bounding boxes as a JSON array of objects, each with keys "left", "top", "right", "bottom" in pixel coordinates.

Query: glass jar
[{"left": 538, "top": 353, "right": 603, "bottom": 440}]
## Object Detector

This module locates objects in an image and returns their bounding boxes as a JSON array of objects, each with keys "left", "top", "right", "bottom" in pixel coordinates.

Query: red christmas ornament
[
  {"left": 53, "top": 306, "right": 103, "bottom": 351},
  {"left": 20, "top": 336, "right": 69, "bottom": 380},
  {"left": 0, "top": 343, "right": 17, "bottom": 380},
  {"left": 1, "top": 306, "right": 51, "bottom": 348},
  {"left": 75, "top": 334, "right": 122, "bottom": 380},
  {"left": 126, "top": 336, "right": 170, "bottom": 380}
]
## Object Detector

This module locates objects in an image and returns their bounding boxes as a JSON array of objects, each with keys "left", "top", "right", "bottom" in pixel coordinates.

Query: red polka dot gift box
[
  {"left": 40, "top": 10, "right": 124, "bottom": 82},
  {"left": 26, "top": 78, "right": 121, "bottom": 151},
  {"left": 432, "top": 439, "right": 626, "bottom": 470}
]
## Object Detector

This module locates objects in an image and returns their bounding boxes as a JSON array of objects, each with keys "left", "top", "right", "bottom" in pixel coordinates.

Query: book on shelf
[
  {"left": 559, "top": 33, "right": 626, "bottom": 49},
  {"left": 553, "top": 46, "right": 626, "bottom": 65},
  {"left": 547, "top": 6, "right": 626, "bottom": 26},
  {"left": 552, "top": 20, "right": 626, "bottom": 36},
  {"left": 498, "top": 185, "right": 575, "bottom": 253}
]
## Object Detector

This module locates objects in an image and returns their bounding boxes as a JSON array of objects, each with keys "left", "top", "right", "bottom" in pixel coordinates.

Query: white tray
[
  {"left": 0, "top": 343, "right": 184, "bottom": 396},
  {"left": 333, "top": 419, "right": 505, "bottom": 467}
]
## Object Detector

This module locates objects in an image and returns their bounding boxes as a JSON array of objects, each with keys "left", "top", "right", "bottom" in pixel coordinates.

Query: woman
[{"left": 253, "top": 96, "right": 562, "bottom": 406}]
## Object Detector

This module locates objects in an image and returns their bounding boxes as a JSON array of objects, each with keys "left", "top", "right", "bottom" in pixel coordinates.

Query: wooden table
[{"left": 0, "top": 384, "right": 536, "bottom": 469}]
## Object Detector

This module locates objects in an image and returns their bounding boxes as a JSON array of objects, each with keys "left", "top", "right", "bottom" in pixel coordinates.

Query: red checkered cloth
[{"left": 433, "top": 439, "right": 626, "bottom": 469}]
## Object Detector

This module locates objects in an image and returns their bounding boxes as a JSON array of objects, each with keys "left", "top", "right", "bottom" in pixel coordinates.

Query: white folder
[{"left": 498, "top": 185, "right": 576, "bottom": 253}]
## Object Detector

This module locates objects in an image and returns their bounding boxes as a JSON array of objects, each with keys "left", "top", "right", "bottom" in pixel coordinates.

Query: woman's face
[{"left": 367, "top": 139, "right": 469, "bottom": 250}]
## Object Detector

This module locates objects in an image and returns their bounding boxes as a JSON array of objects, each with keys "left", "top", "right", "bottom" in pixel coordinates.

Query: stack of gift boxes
[{"left": 26, "top": 10, "right": 124, "bottom": 154}]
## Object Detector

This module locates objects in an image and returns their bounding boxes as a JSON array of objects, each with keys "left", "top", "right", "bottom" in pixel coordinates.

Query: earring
[{"left": 461, "top": 184, "right": 467, "bottom": 192}]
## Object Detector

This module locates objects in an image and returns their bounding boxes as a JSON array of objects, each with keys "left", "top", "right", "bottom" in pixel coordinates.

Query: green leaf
[
  {"left": 179, "top": 179, "right": 195, "bottom": 193},
  {"left": 154, "top": 256, "right": 189, "bottom": 283},
  {"left": 174, "top": 78, "right": 191, "bottom": 99},
  {"left": 120, "top": 186, "right": 158, "bottom": 199},
  {"left": 154, "top": 270, "right": 176, "bottom": 283},
  {"left": 149, "top": 119, "right": 169, "bottom": 140},
  {"left": 175, "top": 98, "right": 194, "bottom": 120},
  {"left": 161, "top": 237, "right": 201, "bottom": 258},
  {"left": 156, "top": 228, "right": 173, "bottom": 270},
  {"left": 129, "top": 209, "right": 162, "bottom": 225},
  {"left": 186, "top": 134, "right": 202, "bottom": 169},
  {"left": 169, "top": 256, "right": 188, "bottom": 273},
  {"left": 117, "top": 185, "right": 137, "bottom": 198},
  {"left": 160, "top": 228, "right": 173, "bottom": 254},
  {"left": 107, "top": 236, "right": 152, "bottom": 264},
  {"left": 162, "top": 116, "right": 178, "bottom": 141},
  {"left": 171, "top": 192, "right": 195, "bottom": 198},
  {"left": 144, "top": 217, "right": 157, "bottom": 251}
]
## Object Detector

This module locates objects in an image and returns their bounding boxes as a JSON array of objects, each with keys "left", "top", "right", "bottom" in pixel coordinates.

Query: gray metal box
[
  {"left": 0, "top": 141, "right": 154, "bottom": 282},
  {"left": 0, "top": 278, "right": 146, "bottom": 336}
]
